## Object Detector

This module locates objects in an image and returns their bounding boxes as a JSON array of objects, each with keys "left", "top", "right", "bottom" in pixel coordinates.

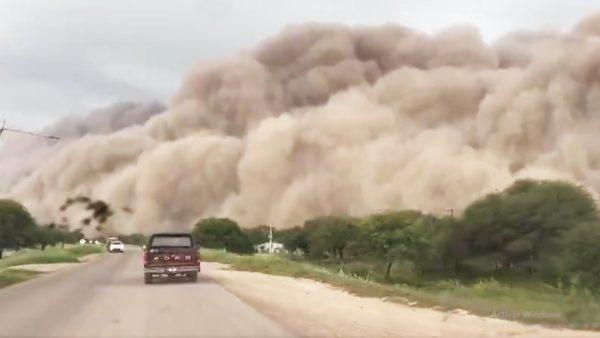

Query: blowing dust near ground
[{"left": 4, "top": 14, "right": 600, "bottom": 235}]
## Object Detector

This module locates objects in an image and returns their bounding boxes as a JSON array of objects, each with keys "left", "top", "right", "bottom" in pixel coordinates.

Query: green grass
[
  {"left": 0, "top": 245, "right": 105, "bottom": 288},
  {"left": 202, "top": 249, "right": 600, "bottom": 330},
  {"left": 0, "top": 269, "right": 40, "bottom": 288},
  {"left": 63, "top": 245, "right": 105, "bottom": 257},
  {"left": 0, "top": 245, "right": 104, "bottom": 269}
]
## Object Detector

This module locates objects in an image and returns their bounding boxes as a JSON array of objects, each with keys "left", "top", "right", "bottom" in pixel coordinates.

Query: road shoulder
[
  {"left": 204, "top": 262, "right": 599, "bottom": 338},
  {"left": 0, "top": 248, "right": 105, "bottom": 289},
  {"left": 8, "top": 253, "right": 102, "bottom": 273}
]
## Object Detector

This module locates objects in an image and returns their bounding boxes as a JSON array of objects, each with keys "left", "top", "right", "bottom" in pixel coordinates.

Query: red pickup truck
[{"left": 143, "top": 233, "right": 200, "bottom": 284}]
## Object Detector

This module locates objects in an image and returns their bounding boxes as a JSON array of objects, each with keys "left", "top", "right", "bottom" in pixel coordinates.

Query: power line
[{"left": 0, "top": 119, "right": 60, "bottom": 140}]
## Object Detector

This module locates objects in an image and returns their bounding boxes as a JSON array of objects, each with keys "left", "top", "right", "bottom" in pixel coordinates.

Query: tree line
[
  {"left": 0, "top": 199, "right": 84, "bottom": 258},
  {"left": 192, "top": 218, "right": 262, "bottom": 254},
  {"left": 194, "top": 180, "right": 600, "bottom": 291},
  {"left": 4, "top": 179, "right": 599, "bottom": 290}
]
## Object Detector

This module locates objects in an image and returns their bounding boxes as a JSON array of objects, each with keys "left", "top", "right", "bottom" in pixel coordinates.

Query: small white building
[{"left": 255, "top": 242, "right": 285, "bottom": 254}]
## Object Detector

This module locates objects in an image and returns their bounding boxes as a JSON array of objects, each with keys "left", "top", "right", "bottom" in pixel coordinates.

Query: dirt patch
[
  {"left": 79, "top": 253, "right": 102, "bottom": 263},
  {"left": 203, "top": 262, "right": 598, "bottom": 338},
  {"left": 9, "top": 253, "right": 102, "bottom": 273},
  {"left": 9, "top": 263, "right": 78, "bottom": 273}
]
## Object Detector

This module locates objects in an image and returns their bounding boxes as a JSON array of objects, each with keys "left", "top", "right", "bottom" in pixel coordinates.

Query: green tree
[
  {"left": 560, "top": 221, "right": 600, "bottom": 289},
  {"left": 0, "top": 199, "right": 38, "bottom": 258},
  {"left": 243, "top": 225, "right": 271, "bottom": 246},
  {"left": 431, "top": 216, "right": 467, "bottom": 273},
  {"left": 305, "top": 216, "right": 357, "bottom": 259},
  {"left": 36, "top": 223, "right": 80, "bottom": 250},
  {"left": 61, "top": 229, "right": 84, "bottom": 244},
  {"left": 399, "top": 216, "right": 435, "bottom": 274},
  {"left": 358, "top": 211, "right": 429, "bottom": 279},
  {"left": 192, "top": 218, "right": 253, "bottom": 254},
  {"left": 36, "top": 225, "right": 63, "bottom": 250},
  {"left": 461, "top": 179, "right": 599, "bottom": 277},
  {"left": 278, "top": 226, "right": 309, "bottom": 254}
]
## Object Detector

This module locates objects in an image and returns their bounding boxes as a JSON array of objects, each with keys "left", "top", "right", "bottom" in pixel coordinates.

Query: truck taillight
[{"left": 143, "top": 252, "right": 148, "bottom": 265}]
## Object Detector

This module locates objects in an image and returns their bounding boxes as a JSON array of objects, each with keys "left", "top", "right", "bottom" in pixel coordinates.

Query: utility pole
[{"left": 268, "top": 225, "right": 273, "bottom": 254}]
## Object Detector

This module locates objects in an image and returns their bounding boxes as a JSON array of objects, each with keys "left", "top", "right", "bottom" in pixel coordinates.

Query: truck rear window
[{"left": 150, "top": 235, "right": 192, "bottom": 248}]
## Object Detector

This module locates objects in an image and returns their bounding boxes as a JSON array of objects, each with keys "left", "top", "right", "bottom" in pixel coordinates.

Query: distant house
[{"left": 254, "top": 242, "right": 285, "bottom": 254}]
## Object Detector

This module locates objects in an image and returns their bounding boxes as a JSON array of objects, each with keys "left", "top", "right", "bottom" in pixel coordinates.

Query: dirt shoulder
[
  {"left": 203, "top": 262, "right": 598, "bottom": 338},
  {"left": 8, "top": 253, "right": 103, "bottom": 273}
]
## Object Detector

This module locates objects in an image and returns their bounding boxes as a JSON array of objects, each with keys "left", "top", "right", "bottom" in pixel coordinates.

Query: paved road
[{"left": 0, "top": 249, "right": 293, "bottom": 337}]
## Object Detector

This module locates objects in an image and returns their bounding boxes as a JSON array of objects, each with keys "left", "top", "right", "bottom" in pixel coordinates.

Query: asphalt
[{"left": 0, "top": 248, "right": 293, "bottom": 338}]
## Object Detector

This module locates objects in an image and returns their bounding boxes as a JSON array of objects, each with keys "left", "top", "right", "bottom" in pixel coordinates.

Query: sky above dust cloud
[{"left": 1, "top": 0, "right": 599, "bottom": 130}]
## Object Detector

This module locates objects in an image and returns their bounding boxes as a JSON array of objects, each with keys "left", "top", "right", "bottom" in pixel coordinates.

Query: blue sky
[{"left": 1, "top": 0, "right": 599, "bottom": 130}]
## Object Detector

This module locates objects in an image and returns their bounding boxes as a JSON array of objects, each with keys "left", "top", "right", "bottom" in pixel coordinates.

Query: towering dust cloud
[
  {"left": 0, "top": 102, "right": 165, "bottom": 192},
  {"left": 5, "top": 15, "right": 600, "bottom": 236}
]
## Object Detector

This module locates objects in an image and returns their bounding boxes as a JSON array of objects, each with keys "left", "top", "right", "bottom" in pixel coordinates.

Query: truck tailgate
[{"left": 145, "top": 248, "right": 199, "bottom": 267}]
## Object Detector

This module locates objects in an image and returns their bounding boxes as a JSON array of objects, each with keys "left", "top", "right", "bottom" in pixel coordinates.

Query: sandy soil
[{"left": 203, "top": 262, "right": 600, "bottom": 338}]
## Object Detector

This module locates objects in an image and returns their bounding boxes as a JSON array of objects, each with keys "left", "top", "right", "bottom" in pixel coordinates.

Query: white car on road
[{"left": 108, "top": 241, "right": 125, "bottom": 253}]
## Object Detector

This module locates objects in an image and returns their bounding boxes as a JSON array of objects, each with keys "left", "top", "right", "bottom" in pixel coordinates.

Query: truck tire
[
  {"left": 144, "top": 273, "right": 153, "bottom": 284},
  {"left": 189, "top": 272, "right": 198, "bottom": 283}
]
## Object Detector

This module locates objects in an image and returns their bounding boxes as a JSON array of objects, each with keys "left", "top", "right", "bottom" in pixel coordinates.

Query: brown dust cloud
[{"left": 4, "top": 15, "right": 600, "bottom": 236}]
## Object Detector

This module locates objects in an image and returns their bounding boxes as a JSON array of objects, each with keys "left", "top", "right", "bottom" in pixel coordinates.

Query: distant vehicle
[
  {"left": 106, "top": 237, "right": 119, "bottom": 250},
  {"left": 143, "top": 233, "right": 200, "bottom": 284},
  {"left": 108, "top": 241, "right": 125, "bottom": 253}
]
